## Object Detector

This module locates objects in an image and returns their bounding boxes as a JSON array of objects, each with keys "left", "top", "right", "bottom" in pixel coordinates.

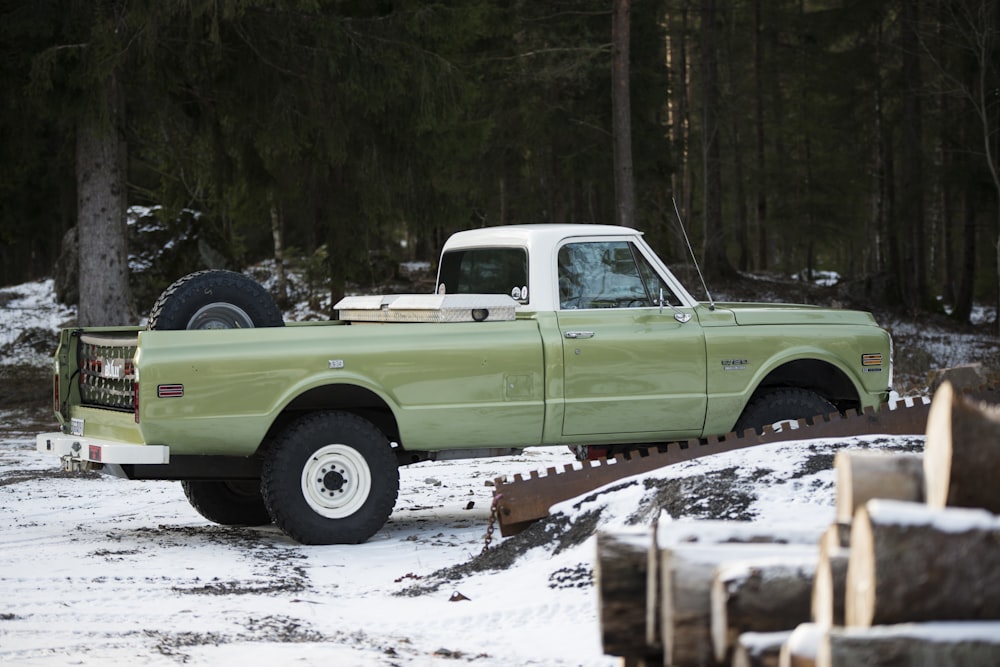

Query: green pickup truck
[{"left": 37, "top": 224, "right": 892, "bottom": 544}]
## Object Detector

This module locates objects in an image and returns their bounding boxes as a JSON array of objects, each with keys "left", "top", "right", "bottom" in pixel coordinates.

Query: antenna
[{"left": 672, "top": 197, "right": 716, "bottom": 310}]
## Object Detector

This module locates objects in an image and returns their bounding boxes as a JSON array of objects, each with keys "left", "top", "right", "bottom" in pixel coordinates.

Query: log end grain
[
  {"left": 844, "top": 505, "right": 876, "bottom": 627},
  {"left": 924, "top": 381, "right": 956, "bottom": 509},
  {"left": 836, "top": 450, "right": 924, "bottom": 524}
]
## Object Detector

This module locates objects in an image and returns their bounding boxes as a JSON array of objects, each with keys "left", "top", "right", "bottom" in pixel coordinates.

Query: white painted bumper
[{"left": 36, "top": 432, "right": 169, "bottom": 471}]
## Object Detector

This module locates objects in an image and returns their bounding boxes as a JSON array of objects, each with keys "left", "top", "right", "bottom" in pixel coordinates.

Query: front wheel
[
  {"left": 734, "top": 388, "right": 837, "bottom": 436},
  {"left": 262, "top": 412, "right": 399, "bottom": 545}
]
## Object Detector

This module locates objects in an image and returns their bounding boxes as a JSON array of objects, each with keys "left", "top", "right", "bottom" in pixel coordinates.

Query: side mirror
[{"left": 660, "top": 287, "right": 691, "bottom": 323}]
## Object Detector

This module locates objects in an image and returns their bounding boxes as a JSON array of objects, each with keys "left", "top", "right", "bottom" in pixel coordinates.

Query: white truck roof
[
  {"left": 439, "top": 224, "right": 694, "bottom": 313},
  {"left": 441, "top": 224, "right": 642, "bottom": 253}
]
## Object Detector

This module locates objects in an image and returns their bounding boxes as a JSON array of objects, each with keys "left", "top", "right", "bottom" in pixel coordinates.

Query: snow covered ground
[
  {"left": 0, "top": 277, "right": 991, "bottom": 666},
  {"left": 1, "top": 413, "right": 924, "bottom": 666}
]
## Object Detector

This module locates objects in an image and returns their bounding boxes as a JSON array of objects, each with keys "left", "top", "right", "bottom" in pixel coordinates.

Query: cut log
[
  {"left": 596, "top": 528, "right": 653, "bottom": 659},
  {"left": 926, "top": 362, "right": 986, "bottom": 393},
  {"left": 661, "top": 545, "right": 724, "bottom": 667},
  {"left": 819, "top": 522, "right": 850, "bottom": 551},
  {"left": 845, "top": 499, "right": 1000, "bottom": 627},
  {"left": 777, "top": 623, "right": 821, "bottom": 667},
  {"left": 811, "top": 524, "right": 849, "bottom": 627},
  {"left": 651, "top": 514, "right": 825, "bottom": 547},
  {"left": 816, "top": 621, "right": 1000, "bottom": 667},
  {"left": 833, "top": 450, "right": 923, "bottom": 524},
  {"left": 645, "top": 519, "right": 661, "bottom": 651},
  {"left": 660, "top": 543, "right": 815, "bottom": 667},
  {"left": 647, "top": 516, "right": 823, "bottom": 658},
  {"left": 732, "top": 630, "right": 789, "bottom": 667},
  {"left": 711, "top": 556, "right": 817, "bottom": 663},
  {"left": 924, "top": 381, "right": 1000, "bottom": 513}
]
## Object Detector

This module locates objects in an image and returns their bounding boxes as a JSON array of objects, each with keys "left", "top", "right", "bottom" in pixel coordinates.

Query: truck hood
[{"left": 710, "top": 302, "right": 878, "bottom": 327}]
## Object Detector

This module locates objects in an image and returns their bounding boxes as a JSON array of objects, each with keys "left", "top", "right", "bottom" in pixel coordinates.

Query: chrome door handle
[{"left": 564, "top": 331, "right": 595, "bottom": 339}]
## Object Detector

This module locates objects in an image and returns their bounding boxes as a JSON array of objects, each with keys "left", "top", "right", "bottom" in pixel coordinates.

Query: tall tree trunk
[
  {"left": 804, "top": 134, "right": 814, "bottom": 278},
  {"left": 987, "top": 0, "right": 1000, "bottom": 333},
  {"left": 723, "top": 4, "right": 749, "bottom": 273},
  {"left": 938, "top": 100, "right": 955, "bottom": 307},
  {"left": 75, "top": 72, "right": 135, "bottom": 327},
  {"left": 667, "top": 0, "right": 692, "bottom": 260},
  {"left": 269, "top": 191, "right": 289, "bottom": 309},
  {"left": 550, "top": 130, "right": 567, "bottom": 222},
  {"left": 498, "top": 175, "right": 508, "bottom": 226},
  {"left": 767, "top": 21, "right": 788, "bottom": 274},
  {"left": 868, "top": 10, "right": 887, "bottom": 285},
  {"left": 612, "top": 0, "right": 636, "bottom": 228},
  {"left": 753, "top": 0, "right": 768, "bottom": 272},
  {"left": 680, "top": 1, "right": 694, "bottom": 243},
  {"left": 931, "top": 0, "right": 949, "bottom": 307},
  {"left": 793, "top": 0, "right": 820, "bottom": 279},
  {"left": 885, "top": 136, "right": 900, "bottom": 298},
  {"left": 734, "top": 126, "right": 749, "bottom": 273},
  {"left": 898, "top": 0, "right": 927, "bottom": 311},
  {"left": 325, "top": 167, "right": 349, "bottom": 316},
  {"left": 952, "top": 178, "right": 977, "bottom": 323},
  {"left": 700, "top": 0, "right": 736, "bottom": 279}
]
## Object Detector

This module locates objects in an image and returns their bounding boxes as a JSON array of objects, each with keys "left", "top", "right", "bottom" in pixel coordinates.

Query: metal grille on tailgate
[{"left": 78, "top": 333, "right": 138, "bottom": 411}]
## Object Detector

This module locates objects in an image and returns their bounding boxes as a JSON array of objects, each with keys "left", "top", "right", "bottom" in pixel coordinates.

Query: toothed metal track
[{"left": 492, "top": 390, "right": 998, "bottom": 536}]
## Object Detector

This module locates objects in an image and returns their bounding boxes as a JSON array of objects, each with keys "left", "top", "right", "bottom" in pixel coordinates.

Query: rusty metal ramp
[{"left": 492, "top": 392, "right": 990, "bottom": 537}]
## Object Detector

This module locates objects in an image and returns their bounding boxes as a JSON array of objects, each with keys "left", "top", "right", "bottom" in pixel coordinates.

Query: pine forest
[{"left": 1, "top": 0, "right": 998, "bottom": 327}]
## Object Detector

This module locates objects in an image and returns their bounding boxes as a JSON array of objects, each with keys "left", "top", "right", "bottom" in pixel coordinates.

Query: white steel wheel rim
[{"left": 301, "top": 444, "right": 371, "bottom": 519}]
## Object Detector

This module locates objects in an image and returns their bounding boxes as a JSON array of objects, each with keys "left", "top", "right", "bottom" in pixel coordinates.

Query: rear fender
[{"left": 261, "top": 382, "right": 401, "bottom": 454}]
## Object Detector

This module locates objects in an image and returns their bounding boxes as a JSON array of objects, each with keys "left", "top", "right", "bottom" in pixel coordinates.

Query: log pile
[{"left": 595, "top": 382, "right": 1000, "bottom": 666}]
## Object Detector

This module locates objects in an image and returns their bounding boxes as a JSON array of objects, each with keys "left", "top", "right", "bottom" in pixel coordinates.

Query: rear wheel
[
  {"left": 181, "top": 480, "right": 271, "bottom": 526},
  {"left": 262, "top": 411, "right": 399, "bottom": 545},
  {"left": 735, "top": 388, "right": 837, "bottom": 435},
  {"left": 147, "top": 270, "right": 283, "bottom": 330}
]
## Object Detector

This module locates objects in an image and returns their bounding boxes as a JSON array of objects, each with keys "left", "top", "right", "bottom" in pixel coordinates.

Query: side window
[
  {"left": 438, "top": 248, "right": 529, "bottom": 303},
  {"left": 558, "top": 241, "right": 679, "bottom": 309},
  {"left": 634, "top": 247, "right": 681, "bottom": 306}
]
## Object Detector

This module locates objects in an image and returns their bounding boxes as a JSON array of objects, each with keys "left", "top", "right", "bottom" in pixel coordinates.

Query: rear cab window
[{"left": 437, "top": 247, "right": 530, "bottom": 304}]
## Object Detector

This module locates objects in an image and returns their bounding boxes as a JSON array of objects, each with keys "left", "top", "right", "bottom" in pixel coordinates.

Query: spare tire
[{"left": 147, "top": 270, "right": 284, "bottom": 330}]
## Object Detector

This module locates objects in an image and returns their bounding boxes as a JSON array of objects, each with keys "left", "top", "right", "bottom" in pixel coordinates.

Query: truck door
[{"left": 556, "top": 239, "right": 707, "bottom": 437}]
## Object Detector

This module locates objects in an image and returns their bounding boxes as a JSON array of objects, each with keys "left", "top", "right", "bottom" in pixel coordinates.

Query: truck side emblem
[
  {"left": 721, "top": 359, "right": 748, "bottom": 371},
  {"left": 329, "top": 360, "right": 345, "bottom": 369},
  {"left": 157, "top": 384, "right": 184, "bottom": 398}
]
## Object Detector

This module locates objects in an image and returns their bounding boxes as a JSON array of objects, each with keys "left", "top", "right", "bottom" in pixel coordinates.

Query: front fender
[{"left": 703, "top": 326, "right": 890, "bottom": 436}]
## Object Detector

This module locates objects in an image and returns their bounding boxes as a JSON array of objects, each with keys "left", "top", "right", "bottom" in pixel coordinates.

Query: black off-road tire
[
  {"left": 181, "top": 480, "right": 272, "bottom": 526},
  {"left": 147, "top": 270, "right": 283, "bottom": 330},
  {"left": 261, "top": 411, "right": 399, "bottom": 545},
  {"left": 735, "top": 388, "right": 837, "bottom": 436}
]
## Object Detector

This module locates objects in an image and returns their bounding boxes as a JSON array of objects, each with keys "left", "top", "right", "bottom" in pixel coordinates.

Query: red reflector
[
  {"left": 89, "top": 445, "right": 102, "bottom": 461},
  {"left": 157, "top": 384, "right": 184, "bottom": 398}
]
